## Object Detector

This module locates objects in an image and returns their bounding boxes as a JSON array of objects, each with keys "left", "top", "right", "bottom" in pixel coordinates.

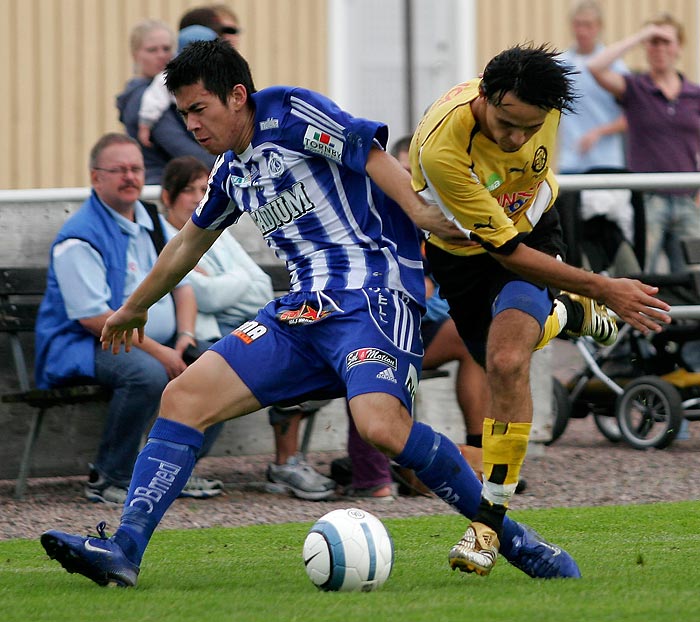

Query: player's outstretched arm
[
  {"left": 495, "top": 244, "right": 671, "bottom": 334},
  {"left": 365, "top": 147, "right": 470, "bottom": 244},
  {"left": 101, "top": 305, "right": 149, "bottom": 354},
  {"left": 591, "top": 277, "right": 671, "bottom": 334},
  {"left": 100, "top": 220, "right": 222, "bottom": 354}
]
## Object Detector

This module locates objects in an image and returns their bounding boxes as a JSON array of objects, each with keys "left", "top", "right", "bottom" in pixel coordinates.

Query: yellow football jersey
[{"left": 410, "top": 79, "right": 560, "bottom": 256}]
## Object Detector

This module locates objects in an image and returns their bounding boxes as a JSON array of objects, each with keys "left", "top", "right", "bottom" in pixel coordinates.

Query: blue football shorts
[{"left": 209, "top": 288, "right": 424, "bottom": 414}]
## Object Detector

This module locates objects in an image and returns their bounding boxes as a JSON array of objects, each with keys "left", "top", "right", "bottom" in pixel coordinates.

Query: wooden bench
[
  {"left": 1, "top": 263, "right": 291, "bottom": 500},
  {"left": 1, "top": 261, "right": 450, "bottom": 497},
  {"left": 0, "top": 267, "right": 112, "bottom": 499}
]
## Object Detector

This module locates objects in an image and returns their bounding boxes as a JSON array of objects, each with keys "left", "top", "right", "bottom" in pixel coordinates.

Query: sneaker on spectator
[
  {"left": 86, "top": 467, "right": 223, "bottom": 503},
  {"left": 515, "top": 478, "right": 528, "bottom": 494},
  {"left": 266, "top": 454, "right": 335, "bottom": 500},
  {"left": 84, "top": 467, "right": 127, "bottom": 505},
  {"left": 179, "top": 475, "right": 224, "bottom": 498}
]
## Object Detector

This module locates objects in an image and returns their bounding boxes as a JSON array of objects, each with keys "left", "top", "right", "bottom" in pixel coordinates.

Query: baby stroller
[{"left": 549, "top": 242, "right": 700, "bottom": 450}]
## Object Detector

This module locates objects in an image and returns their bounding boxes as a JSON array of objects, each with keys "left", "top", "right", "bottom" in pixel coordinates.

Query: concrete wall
[{"left": 0, "top": 200, "right": 551, "bottom": 479}]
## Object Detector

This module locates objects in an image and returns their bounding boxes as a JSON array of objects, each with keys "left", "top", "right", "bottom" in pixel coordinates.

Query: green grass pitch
[{"left": 1, "top": 501, "right": 698, "bottom": 622}]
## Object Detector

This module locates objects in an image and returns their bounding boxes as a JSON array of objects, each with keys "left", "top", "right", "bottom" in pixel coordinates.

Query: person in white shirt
[{"left": 161, "top": 156, "right": 273, "bottom": 340}]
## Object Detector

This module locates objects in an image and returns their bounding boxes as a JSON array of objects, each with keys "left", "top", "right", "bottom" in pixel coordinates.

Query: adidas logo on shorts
[{"left": 376, "top": 367, "right": 397, "bottom": 383}]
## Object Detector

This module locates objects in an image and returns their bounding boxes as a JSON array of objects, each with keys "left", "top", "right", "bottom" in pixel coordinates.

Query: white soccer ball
[{"left": 303, "top": 507, "right": 394, "bottom": 592}]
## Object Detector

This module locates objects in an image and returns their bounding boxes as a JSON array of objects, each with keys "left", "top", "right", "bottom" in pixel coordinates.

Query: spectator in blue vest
[{"left": 35, "top": 133, "right": 223, "bottom": 504}]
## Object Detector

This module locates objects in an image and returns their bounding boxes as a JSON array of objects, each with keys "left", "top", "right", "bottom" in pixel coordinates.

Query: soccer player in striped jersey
[
  {"left": 411, "top": 44, "right": 671, "bottom": 577},
  {"left": 42, "top": 40, "right": 590, "bottom": 587}
]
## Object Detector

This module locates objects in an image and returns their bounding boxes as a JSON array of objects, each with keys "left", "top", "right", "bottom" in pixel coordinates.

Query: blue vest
[{"left": 34, "top": 191, "right": 129, "bottom": 389}]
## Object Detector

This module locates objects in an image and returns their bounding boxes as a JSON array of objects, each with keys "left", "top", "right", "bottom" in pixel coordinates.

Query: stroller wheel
[
  {"left": 615, "top": 376, "right": 683, "bottom": 450},
  {"left": 593, "top": 411, "right": 622, "bottom": 443},
  {"left": 546, "top": 377, "right": 571, "bottom": 445}
]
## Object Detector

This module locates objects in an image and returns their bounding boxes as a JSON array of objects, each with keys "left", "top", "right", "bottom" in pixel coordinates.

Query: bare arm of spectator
[
  {"left": 578, "top": 114, "right": 627, "bottom": 154},
  {"left": 588, "top": 24, "right": 673, "bottom": 99},
  {"left": 172, "top": 284, "right": 198, "bottom": 356}
]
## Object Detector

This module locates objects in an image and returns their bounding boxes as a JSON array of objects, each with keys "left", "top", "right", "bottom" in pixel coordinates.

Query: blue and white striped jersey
[{"left": 192, "top": 86, "right": 425, "bottom": 306}]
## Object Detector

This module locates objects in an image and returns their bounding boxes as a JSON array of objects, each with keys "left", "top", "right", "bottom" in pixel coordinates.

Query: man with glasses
[{"left": 35, "top": 133, "right": 223, "bottom": 504}]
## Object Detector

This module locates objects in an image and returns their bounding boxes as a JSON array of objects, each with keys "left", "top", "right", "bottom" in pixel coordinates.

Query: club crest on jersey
[
  {"left": 303, "top": 125, "right": 344, "bottom": 163},
  {"left": 277, "top": 302, "right": 333, "bottom": 325},
  {"left": 266, "top": 151, "right": 285, "bottom": 178},
  {"left": 532, "top": 146, "right": 547, "bottom": 173},
  {"left": 346, "top": 348, "right": 397, "bottom": 371},
  {"left": 485, "top": 173, "right": 503, "bottom": 192},
  {"left": 232, "top": 320, "right": 268, "bottom": 344},
  {"left": 249, "top": 181, "right": 315, "bottom": 235}
]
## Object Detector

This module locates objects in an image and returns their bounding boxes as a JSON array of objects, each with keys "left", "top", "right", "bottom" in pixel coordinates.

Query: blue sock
[
  {"left": 394, "top": 421, "right": 521, "bottom": 559},
  {"left": 113, "top": 418, "right": 203, "bottom": 565}
]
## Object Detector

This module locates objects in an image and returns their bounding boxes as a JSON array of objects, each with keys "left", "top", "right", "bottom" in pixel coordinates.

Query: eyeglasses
[
  {"left": 94, "top": 166, "right": 145, "bottom": 176},
  {"left": 219, "top": 26, "right": 241, "bottom": 35}
]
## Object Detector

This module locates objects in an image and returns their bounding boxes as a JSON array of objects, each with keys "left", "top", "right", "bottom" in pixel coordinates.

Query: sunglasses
[{"left": 219, "top": 26, "right": 241, "bottom": 35}]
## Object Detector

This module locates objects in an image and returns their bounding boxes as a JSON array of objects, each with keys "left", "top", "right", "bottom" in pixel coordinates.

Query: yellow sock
[
  {"left": 535, "top": 298, "right": 567, "bottom": 350},
  {"left": 481, "top": 418, "right": 531, "bottom": 508}
]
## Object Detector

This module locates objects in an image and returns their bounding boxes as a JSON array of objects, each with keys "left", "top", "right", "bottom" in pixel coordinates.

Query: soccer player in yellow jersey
[{"left": 410, "top": 44, "right": 671, "bottom": 576}]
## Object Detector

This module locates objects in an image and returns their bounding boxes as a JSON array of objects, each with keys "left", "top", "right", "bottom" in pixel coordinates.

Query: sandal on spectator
[{"left": 341, "top": 484, "right": 395, "bottom": 502}]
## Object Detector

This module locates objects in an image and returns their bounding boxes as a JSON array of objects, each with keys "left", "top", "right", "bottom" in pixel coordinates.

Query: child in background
[{"left": 137, "top": 25, "right": 218, "bottom": 148}]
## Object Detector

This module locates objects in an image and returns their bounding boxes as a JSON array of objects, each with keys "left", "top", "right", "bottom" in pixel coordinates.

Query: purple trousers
[{"left": 346, "top": 406, "right": 393, "bottom": 490}]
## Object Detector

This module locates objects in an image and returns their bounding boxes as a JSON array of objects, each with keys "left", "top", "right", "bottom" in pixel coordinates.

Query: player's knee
[
  {"left": 159, "top": 376, "right": 200, "bottom": 426},
  {"left": 357, "top": 417, "right": 408, "bottom": 456},
  {"left": 487, "top": 348, "right": 529, "bottom": 382}
]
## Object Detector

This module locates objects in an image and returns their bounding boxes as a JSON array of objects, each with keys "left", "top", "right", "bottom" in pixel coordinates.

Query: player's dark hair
[
  {"left": 480, "top": 44, "right": 577, "bottom": 113},
  {"left": 165, "top": 39, "right": 256, "bottom": 105}
]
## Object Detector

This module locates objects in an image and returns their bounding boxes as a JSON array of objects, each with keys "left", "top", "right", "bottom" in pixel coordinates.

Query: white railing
[
  {"left": 2, "top": 172, "right": 700, "bottom": 203},
  {"left": 0, "top": 185, "right": 162, "bottom": 203},
  {"left": 557, "top": 172, "right": 700, "bottom": 191}
]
